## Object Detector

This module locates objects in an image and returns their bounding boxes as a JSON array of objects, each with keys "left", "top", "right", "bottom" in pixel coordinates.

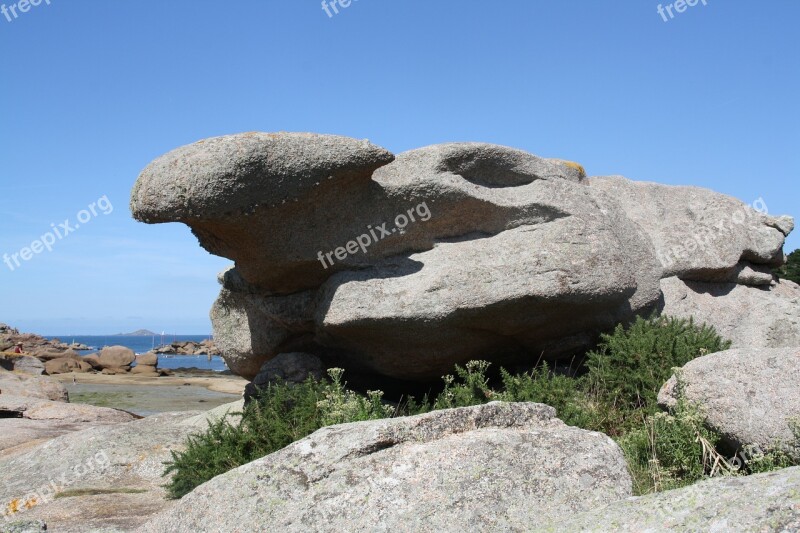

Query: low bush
[
  {"left": 583, "top": 315, "right": 731, "bottom": 415},
  {"left": 619, "top": 402, "right": 733, "bottom": 493},
  {"left": 163, "top": 370, "right": 391, "bottom": 499}
]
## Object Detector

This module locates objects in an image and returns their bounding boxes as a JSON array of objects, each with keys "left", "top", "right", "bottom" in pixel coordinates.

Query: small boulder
[
  {"left": 130, "top": 365, "right": 159, "bottom": 377},
  {"left": 12, "top": 356, "right": 45, "bottom": 376},
  {"left": 135, "top": 352, "right": 158, "bottom": 366},
  {"left": 244, "top": 352, "right": 325, "bottom": 400},
  {"left": 659, "top": 347, "right": 800, "bottom": 454},
  {"left": 44, "top": 358, "right": 84, "bottom": 375},
  {"left": 0, "top": 372, "right": 69, "bottom": 402}
]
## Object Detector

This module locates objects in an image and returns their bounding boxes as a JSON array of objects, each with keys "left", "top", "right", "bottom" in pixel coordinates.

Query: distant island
[{"left": 115, "top": 329, "right": 158, "bottom": 336}]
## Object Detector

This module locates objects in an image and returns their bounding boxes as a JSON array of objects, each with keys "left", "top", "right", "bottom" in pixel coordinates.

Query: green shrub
[
  {"left": 775, "top": 249, "right": 800, "bottom": 284},
  {"left": 497, "top": 365, "right": 592, "bottom": 429},
  {"left": 619, "top": 403, "right": 733, "bottom": 494},
  {"left": 584, "top": 316, "right": 731, "bottom": 415},
  {"left": 432, "top": 360, "right": 494, "bottom": 410},
  {"left": 163, "top": 369, "right": 390, "bottom": 499}
]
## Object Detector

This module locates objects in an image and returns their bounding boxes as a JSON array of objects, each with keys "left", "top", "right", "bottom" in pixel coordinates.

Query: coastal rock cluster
[
  {"left": 0, "top": 324, "right": 229, "bottom": 378},
  {"left": 130, "top": 132, "right": 798, "bottom": 382}
]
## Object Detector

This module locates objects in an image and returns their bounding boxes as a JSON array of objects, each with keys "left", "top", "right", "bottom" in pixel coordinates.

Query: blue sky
[{"left": 1, "top": 1, "right": 797, "bottom": 335}]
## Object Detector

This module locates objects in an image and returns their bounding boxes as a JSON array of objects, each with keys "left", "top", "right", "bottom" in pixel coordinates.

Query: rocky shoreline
[{"left": 0, "top": 323, "right": 223, "bottom": 380}]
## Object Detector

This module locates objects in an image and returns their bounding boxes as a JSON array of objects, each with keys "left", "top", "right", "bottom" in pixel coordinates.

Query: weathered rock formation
[
  {"left": 0, "top": 369, "right": 137, "bottom": 455},
  {"left": 130, "top": 133, "right": 796, "bottom": 381},
  {"left": 0, "top": 400, "right": 243, "bottom": 531},
  {"left": 139, "top": 402, "right": 631, "bottom": 532},
  {"left": 660, "top": 276, "right": 800, "bottom": 349},
  {"left": 0, "top": 371, "right": 69, "bottom": 402}
]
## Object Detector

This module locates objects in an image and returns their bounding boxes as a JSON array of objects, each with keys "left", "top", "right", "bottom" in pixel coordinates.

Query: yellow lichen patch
[
  {"left": 555, "top": 159, "right": 587, "bottom": 178},
  {"left": 23, "top": 497, "right": 38, "bottom": 510},
  {"left": 6, "top": 498, "right": 21, "bottom": 515}
]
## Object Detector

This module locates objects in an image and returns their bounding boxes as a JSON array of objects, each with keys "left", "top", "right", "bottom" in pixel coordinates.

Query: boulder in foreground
[
  {"left": 538, "top": 466, "right": 800, "bottom": 532},
  {"left": 140, "top": 402, "right": 632, "bottom": 532}
]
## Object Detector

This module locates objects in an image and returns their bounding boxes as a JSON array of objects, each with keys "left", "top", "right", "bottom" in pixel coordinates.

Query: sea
[{"left": 44, "top": 334, "right": 228, "bottom": 372}]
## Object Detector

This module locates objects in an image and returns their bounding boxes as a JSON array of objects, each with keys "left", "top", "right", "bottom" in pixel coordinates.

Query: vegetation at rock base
[
  {"left": 163, "top": 315, "right": 798, "bottom": 499},
  {"left": 774, "top": 249, "right": 800, "bottom": 284},
  {"left": 582, "top": 316, "right": 731, "bottom": 431},
  {"left": 162, "top": 368, "right": 392, "bottom": 499}
]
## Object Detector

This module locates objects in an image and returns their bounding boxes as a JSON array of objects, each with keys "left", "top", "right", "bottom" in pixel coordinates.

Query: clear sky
[{"left": 1, "top": 1, "right": 798, "bottom": 335}]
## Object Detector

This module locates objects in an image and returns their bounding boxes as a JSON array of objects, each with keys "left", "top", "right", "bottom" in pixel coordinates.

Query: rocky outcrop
[
  {"left": 130, "top": 133, "right": 796, "bottom": 381},
  {"left": 139, "top": 402, "right": 631, "bottom": 532},
  {"left": 43, "top": 358, "right": 91, "bottom": 375},
  {"left": 0, "top": 370, "right": 139, "bottom": 456},
  {"left": 0, "top": 371, "right": 69, "bottom": 402},
  {"left": 659, "top": 347, "right": 800, "bottom": 455},
  {"left": 537, "top": 466, "right": 800, "bottom": 532},
  {"left": 0, "top": 355, "right": 45, "bottom": 376},
  {"left": 0, "top": 395, "right": 136, "bottom": 424},
  {"left": 660, "top": 276, "right": 800, "bottom": 349},
  {"left": 154, "top": 340, "right": 220, "bottom": 356},
  {"left": 0, "top": 324, "right": 86, "bottom": 356},
  {"left": 0, "top": 401, "right": 243, "bottom": 531}
]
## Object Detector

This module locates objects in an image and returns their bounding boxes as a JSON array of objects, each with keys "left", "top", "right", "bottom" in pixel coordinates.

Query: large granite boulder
[
  {"left": 0, "top": 395, "right": 136, "bottom": 424},
  {"left": 538, "top": 466, "right": 800, "bottom": 532},
  {"left": 131, "top": 132, "right": 796, "bottom": 381},
  {"left": 659, "top": 347, "right": 800, "bottom": 455},
  {"left": 131, "top": 132, "right": 396, "bottom": 293},
  {"left": 140, "top": 402, "right": 631, "bottom": 532},
  {"left": 0, "top": 356, "right": 46, "bottom": 376}
]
